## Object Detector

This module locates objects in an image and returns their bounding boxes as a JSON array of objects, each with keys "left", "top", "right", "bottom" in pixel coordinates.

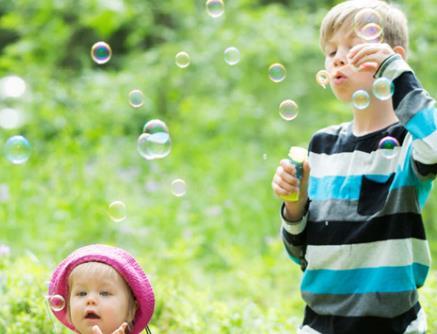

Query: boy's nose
[{"left": 333, "top": 57, "right": 346, "bottom": 67}]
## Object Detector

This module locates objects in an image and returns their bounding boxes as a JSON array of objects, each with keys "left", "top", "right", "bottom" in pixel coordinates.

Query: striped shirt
[{"left": 281, "top": 54, "right": 436, "bottom": 334}]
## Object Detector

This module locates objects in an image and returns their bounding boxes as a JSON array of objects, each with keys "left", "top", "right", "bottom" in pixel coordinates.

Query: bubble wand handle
[{"left": 280, "top": 146, "right": 307, "bottom": 202}]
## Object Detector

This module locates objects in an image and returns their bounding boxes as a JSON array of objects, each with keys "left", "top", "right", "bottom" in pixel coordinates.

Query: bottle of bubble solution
[{"left": 280, "top": 146, "right": 308, "bottom": 202}]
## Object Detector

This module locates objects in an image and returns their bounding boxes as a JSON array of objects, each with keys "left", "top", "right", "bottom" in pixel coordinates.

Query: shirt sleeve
[
  {"left": 375, "top": 54, "right": 437, "bottom": 180},
  {"left": 280, "top": 202, "right": 308, "bottom": 270}
]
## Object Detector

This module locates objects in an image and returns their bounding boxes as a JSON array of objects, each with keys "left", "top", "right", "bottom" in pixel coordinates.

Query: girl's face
[{"left": 68, "top": 263, "right": 135, "bottom": 334}]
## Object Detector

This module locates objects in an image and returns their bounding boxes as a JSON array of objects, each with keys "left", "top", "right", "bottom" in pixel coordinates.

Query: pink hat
[{"left": 48, "top": 244, "right": 155, "bottom": 334}]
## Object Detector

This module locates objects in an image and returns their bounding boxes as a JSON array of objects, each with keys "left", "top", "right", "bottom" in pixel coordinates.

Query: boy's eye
[{"left": 328, "top": 50, "right": 337, "bottom": 57}]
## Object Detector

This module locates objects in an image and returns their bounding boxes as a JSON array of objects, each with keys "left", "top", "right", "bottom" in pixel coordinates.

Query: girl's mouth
[{"left": 84, "top": 311, "right": 101, "bottom": 320}]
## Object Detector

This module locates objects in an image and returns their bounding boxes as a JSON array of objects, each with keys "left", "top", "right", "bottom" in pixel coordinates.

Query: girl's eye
[
  {"left": 76, "top": 291, "right": 87, "bottom": 297},
  {"left": 100, "top": 291, "right": 111, "bottom": 296}
]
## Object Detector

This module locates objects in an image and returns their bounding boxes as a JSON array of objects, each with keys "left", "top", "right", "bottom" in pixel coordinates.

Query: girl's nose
[{"left": 86, "top": 293, "right": 97, "bottom": 305}]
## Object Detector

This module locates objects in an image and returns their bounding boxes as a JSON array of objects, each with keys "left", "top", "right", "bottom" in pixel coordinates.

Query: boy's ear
[{"left": 393, "top": 46, "right": 406, "bottom": 60}]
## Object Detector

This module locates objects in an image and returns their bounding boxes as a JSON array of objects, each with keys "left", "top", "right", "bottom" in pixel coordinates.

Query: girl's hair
[
  {"left": 68, "top": 262, "right": 138, "bottom": 332},
  {"left": 320, "top": 0, "right": 408, "bottom": 54}
]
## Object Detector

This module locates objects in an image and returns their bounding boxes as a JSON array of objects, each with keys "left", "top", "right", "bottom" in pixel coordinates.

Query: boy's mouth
[{"left": 333, "top": 71, "right": 347, "bottom": 84}]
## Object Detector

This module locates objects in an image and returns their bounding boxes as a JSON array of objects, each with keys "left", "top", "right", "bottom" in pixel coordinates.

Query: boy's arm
[
  {"left": 280, "top": 201, "right": 309, "bottom": 270},
  {"left": 272, "top": 154, "right": 310, "bottom": 269},
  {"left": 375, "top": 54, "right": 437, "bottom": 180}
]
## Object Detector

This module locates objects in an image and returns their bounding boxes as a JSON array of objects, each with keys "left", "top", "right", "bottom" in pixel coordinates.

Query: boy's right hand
[{"left": 272, "top": 159, "right": 310, "bottom": 221}]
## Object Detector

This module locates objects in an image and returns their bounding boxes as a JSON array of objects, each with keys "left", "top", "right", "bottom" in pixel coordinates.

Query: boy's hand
[
  {"left": 92, "top": 323, "right": 128, "bottom": 334},
  {"left": 347, "top": 42, "right": 395, "bottom": 72},
  {"left": 272, "top": 159, "right": 310, "bottom": 221}
]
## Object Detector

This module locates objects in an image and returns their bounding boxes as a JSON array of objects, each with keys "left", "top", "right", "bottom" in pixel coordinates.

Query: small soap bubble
[
  {"left": 108, "top": 201, "right": 127, "bottom": 222},
  {"left": 352, "top": 90, "right": 370, "bottom": 110},
  {"left": 137, "top": 132, "right": 172, "bottom": 160},
  {"left": 206, "top": 0, "right": 224, "bottom": 18},
  {"left": 171, "top": 179, "right": 187, "bottom": 197},
  {"left": 128, "top": 89, "right": 144, "bottom": 108},
  {"left": 143, "top": 119, "right": 169, "bottom": 135},
  {"left": 279, "top": 99, "right": 299, "bottom": 121},
  {"left": 316, "top": 70, "right": 330, "bottom": 89},
  {"left": 175, "top": 51, "right": 190, "bottom": 68},
  {"left": 91, "top": 41, "right": 112, "bottom": 65},
  {"left": 378, "top": 136, "right": 400, "bottom": 159},
  {"left": 269, "top": 63, "right": 286, "bottom": 83},
  {"left": 48, "top": 295, "right": 66, "bottom": 312},
  {"left": 372, "top": 77, "right": 394, "bottom": 101},
  {"left": 224, "top": 47, "right": 240, "bottom": 66},
  {"left": 0, "top": 75, "right": 26, "bottom": 99},
  {"left": 354, "top": 8, "right": 384, "bottom": 41},
  {"left": 5, "top": 135, "right": 31, "bottom": 164}
]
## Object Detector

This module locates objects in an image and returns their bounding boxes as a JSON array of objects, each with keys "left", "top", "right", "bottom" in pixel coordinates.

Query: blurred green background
[{"left": 0, "top": 0, "right": 436, "bottom": 332}]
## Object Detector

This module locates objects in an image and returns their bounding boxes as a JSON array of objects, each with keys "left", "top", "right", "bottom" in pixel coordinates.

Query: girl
[{"left": 48, "top": 244, "right": 155, "bottom": 334}]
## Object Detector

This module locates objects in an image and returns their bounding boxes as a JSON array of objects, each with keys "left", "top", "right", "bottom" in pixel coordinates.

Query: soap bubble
[
  {"left": 108, "top": 201, "right": 127, "bottom": 222},
  {"left": 378, "top": 136, "right": 399, "bottom": 159},
  {"left": 143, "top": 119, "right": 169, "bottom": 135},
  {"left": 48, "top": 295, "right": 66, "bottom": 312},
  {"left": 5, "top": 135, "right": 31, "bottom": 164},
  {"left": 268, "top": 63, "right": 286, "bottom": 83},
  {"left": 372, "top": 77, "right": 394, "bottom": 101},
  {"left": 316, "top": 70, "right": 330, "bottom": 89},
  {"left": 128, "top": 89, "right": 144, "bottom": 108},
  {"left": 352, "top": 90, "right": 370, "bottom": 110},
  {"left": 224, "top": 47, "right": 240, "bottom": 66},
  {"left": 279, "top": 99, "right": 299, "bottom": 121},
  {"left": 206, "top": 0, "right": 224, "bottom": 18},
  {"left": 91, "top": 41, "right": 112, "bottom": 65},
  {"left": 171, "top": 179, "right": 187, "bottom": 197},
  {"left": 137, "top": 132, "right": 172, "bottom": 160},
  {"left": 175, "top": 51, "right": 190, "bottom": 68},
  {"left": 354, "top": 8, "right": 384, "bottom": 41}
]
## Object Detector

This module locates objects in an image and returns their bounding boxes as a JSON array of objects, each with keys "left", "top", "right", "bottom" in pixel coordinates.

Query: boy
[{"left": 272, "top": 1, "right": 436, "bottom": 333}]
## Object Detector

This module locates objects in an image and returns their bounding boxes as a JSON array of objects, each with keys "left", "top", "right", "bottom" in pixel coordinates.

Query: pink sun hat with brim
[{"left": 48, "top": 244, "right": 155, "bottom": 334}]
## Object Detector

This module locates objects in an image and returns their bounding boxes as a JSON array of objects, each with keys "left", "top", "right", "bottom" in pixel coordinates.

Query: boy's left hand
[{"left": 347, "top": 43, "right": 396, "bottom": 73}]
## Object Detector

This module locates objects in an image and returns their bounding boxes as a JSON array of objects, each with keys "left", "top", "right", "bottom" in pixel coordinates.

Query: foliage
[{"left": 0, "top": 0, "right": 437, "bottom": 332}]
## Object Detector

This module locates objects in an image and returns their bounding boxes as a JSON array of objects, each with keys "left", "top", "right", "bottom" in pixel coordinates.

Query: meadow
[{"left": 0, "top": 0, "right": 437, "bottom": 333}]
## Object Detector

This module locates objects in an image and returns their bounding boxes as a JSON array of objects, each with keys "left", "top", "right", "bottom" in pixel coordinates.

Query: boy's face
[
  {"left": 324, "top": 27, "right": 376, "bottom": 103},
  {"left": 68, "top": 263, "right": 133, "bottom": 334}
]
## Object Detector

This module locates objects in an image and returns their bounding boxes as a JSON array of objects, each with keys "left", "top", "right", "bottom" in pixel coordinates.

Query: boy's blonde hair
[{"left": 320, "top": 0, "right": 408, "bottom": 53}]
